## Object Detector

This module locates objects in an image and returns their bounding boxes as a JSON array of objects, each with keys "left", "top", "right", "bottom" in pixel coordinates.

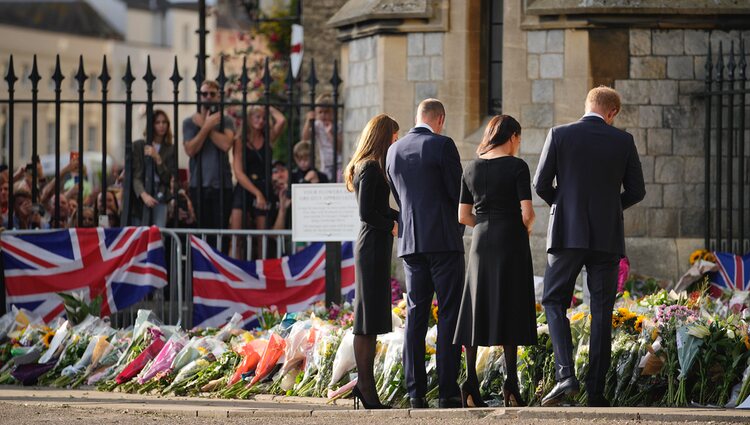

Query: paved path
[{"left": 2, "top": 386, "right": 750, "bottom": 422}]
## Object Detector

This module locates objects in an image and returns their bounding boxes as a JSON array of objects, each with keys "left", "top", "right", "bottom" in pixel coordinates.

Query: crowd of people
[{"left": 0, "top": 80, "right": 340, "bottom": 238}]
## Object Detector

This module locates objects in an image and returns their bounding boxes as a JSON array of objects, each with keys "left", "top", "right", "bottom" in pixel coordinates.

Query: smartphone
[
  {"left": 98, "top": 215, "right": 109, "bottom": 228},
  {"left": 209, "top": 104, "right": 220, "bottom": 114}
]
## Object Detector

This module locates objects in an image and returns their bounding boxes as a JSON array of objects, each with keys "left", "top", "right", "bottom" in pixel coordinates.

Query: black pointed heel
[
  {"left": 351, "top": 385, "right": 390, "bottom": 409},
  {"left": 502, "top": 380, "right": 527, "bottom": 407},
  {"left": 460, "top": 382, "right": 488, "bottom": 408}
]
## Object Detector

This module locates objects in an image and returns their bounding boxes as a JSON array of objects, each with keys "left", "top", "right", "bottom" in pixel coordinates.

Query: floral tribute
[{"left": 2, "top": 272, "right": 750, "bottom": 409}]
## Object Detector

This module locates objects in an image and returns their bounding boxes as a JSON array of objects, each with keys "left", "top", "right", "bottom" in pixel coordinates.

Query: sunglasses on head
[{"left": 200, "top": 91, "right": 218, "bottom": 97}]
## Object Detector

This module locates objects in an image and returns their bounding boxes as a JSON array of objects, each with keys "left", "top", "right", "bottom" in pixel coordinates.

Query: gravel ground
[{"left": 1, "top": 402, "right": 747, "bottom": 425}]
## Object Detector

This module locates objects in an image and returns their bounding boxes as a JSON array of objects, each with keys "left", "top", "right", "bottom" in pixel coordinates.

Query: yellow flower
[
  {"left": 432, "top": 305, "right": 439, "bottom": 323},
  {"left": 634, "top": 316, "right": 645, "bottom": 333},
  {"left": 703, "top": 252, "right": 716, "bottom": 263},
  {"left": 571, "top": 312, "right": 585, "bottom": 322},
  {"left": 392, "top": 307, "right": 402, "bottom": 316},
  {"left": 612, "top": 315, "right": 623, "bottom": 328},
  {"left": 535, "top": 303, "right": 543, "bottom": 312},
  {"left": 744, "top": 335, "right": 750, "bottom": 351},
  {"left": 651, "top": 327, "right": 659, "bottom": 341},
  {"left": 426, "top": 345, "right": 436, "bottom": 355},
  {"left": 42, "top": 331, "right": 55, "bottom": 348},
  {"left": 689, "top": 249, "right": 706, "bottom": 265}
]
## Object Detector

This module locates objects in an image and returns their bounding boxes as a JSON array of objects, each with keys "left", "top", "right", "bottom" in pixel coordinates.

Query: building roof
[
  {"left": 0, "top": 1, "right": 123, "bottom": 39},
  {"left": 122, "top": 0, "right": 198, "bottom": 11}
]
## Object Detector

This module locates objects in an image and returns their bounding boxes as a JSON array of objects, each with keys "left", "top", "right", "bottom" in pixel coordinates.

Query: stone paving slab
[{"left": 2, "top": 386, "right": 750, "bottom": 421}]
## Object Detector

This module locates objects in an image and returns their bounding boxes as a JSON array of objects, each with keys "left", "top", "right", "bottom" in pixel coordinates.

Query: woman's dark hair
[{"left": 476, "top": 115, "right": 521, "bottom": 155}]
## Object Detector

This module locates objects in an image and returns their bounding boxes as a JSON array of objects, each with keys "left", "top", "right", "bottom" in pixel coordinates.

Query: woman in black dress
[
  {"left": 344, "top": 114, "right": 399, "bottom": 409},
  {"left": 453, "top": 115, "right": 537, "bottom": 408}
]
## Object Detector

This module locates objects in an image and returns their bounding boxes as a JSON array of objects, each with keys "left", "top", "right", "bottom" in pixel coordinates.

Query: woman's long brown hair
[{"left": 345, "top": 114, "right": 399, "bottom": 192}]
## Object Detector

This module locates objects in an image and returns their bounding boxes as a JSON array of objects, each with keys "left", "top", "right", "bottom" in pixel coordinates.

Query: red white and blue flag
[
  {"left": 709, "top": 251, "right": 750, "bottom": 295},
  {"left": 1, "top": 227, "right": 167, "bottom": 322},
  {"left": 191, "top": 236, "right": 355, "bottom": 329}
]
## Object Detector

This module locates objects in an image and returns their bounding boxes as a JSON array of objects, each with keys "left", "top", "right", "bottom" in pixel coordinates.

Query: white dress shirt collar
[
  {"left": 415, "top": 123, "right": 434, "bottom": 133},
  {"left": 583, "top": 111, "right": 605, "bottom": 120}
]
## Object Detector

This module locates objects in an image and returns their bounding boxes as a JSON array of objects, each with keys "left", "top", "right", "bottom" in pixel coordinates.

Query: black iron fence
[
  {"left": 1, "top": 53, "right": 343, "bottom": 233},
  {"left": 703, "top": 39, "right": 749, "bottom": 254}
]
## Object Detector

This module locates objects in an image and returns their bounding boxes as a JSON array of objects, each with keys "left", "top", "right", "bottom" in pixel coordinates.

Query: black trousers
[
  {"left": 542, "top": 248, "right": 619, "bottom": 396},
  {"left": 402, "top": 251, "right": 463, "bottom": 400}
]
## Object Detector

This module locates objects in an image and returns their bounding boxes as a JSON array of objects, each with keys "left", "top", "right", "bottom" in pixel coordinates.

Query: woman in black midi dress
[
  {"left": 344, "top": 114, "right": 400, "bottom": 409},
  {"left": 453, "top": 115, "right": 537, "bottom": 408}
]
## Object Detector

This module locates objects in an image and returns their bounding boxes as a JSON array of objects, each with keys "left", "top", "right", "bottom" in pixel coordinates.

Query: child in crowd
[
  {"left": 291, "top": 141, "right": 328, "bottom": 184},
  {"left": 302, "top": 93, "right": 342, "bottom": 182}
]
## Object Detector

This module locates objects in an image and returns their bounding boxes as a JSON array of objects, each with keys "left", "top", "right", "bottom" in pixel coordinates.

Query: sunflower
[
  {"left": 689, "top": 249, "right": 706, "bottom": 265},
  {"left": 744, "top": 335, "right": 750, "bottom": 351},
  {"left": 535, "top": 303, "right": 543, "bottom": 312},
  {"left": 634, "top": 316, "right": 645, "bottom": 333},
  {"left": 703, "top": 252, "right": 717, "bottom": 263},
  {"left": 431, "top": 305, "right": 439, "bottom": 323},
  {"left": 612, "top": 315, "right": 623, "bottom": 328},
  {"left": 42, "top": 331, "right": 55, "bottom": 348}
]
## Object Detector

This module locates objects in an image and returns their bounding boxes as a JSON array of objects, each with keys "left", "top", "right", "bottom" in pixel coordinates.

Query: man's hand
[{"left": 205, "top": 112, "right": 222, "bottom": 130}]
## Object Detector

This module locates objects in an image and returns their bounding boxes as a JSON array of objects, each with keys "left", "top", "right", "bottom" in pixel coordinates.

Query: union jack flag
[
  {"left": 1, "top": 227, "right": 167, "bottom": 323},
  {"left": 709, "top": 251, "right": 750, "bottom": 296},
  {"left": 191, "top": 236, "right": 355, "bottom": 329}
]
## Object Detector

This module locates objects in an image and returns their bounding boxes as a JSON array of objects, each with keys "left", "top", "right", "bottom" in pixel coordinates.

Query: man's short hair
[
  {"left": 201, "top": 80, "right": 220, "bottom": 91},
  {"left": 417, "top": 98, "right": 446, "bottom": 120},
  {"left": 586, "top": 86, "right": 621, "bottom": 113},
  {"left": 293, "top": 141, "right": 311, "bottom": 159}
]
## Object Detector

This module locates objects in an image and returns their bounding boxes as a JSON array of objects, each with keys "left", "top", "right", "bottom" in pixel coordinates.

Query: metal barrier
[
  {"left": 0, "top": 227, "right": 294, "bottom": 329},
  {"left": 166, "top": 228, "right": 293, "bottom": 328}
]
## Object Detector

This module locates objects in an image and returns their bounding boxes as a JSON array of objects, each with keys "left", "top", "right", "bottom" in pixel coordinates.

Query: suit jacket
[
  {"left": 386, "top": 126, "right": 464, "bottom": 257},
  {"left": 132, "top": 139, "right": 175, "bottom": 218},
  {"left": 533, "top": 115, "right": 646, "bottom": 256}
]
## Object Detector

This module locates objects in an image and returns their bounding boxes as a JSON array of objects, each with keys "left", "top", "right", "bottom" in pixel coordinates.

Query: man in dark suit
[
  {"left": 533, "top": 86, "right": 646, "bottom": 407},
  {"left": 386, "top": 99, "right": 464, "bottom": 408}
]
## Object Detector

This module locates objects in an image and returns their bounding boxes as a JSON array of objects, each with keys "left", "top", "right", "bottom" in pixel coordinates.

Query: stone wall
[
  {"left": 342, "top": 36, "right": 380, "bottom": 155},
  {"left": 406, "top": 33, "right": 445, "bottom": 106},
  {"left": 513, "top": 24, "right": 750, "bottom": 282}
]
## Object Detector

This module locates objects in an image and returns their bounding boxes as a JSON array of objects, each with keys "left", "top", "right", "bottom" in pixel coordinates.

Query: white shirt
[
  {"left": 583, "top": 111, "right": 605, "bottom": 120},
  {"left": 415, "top": 123, "right": 435, "bottom": 133}
]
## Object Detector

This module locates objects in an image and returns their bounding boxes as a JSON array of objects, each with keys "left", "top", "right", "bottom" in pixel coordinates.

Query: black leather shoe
[
  {"left": 541, "top": 376, "right": 580, "bottom": 407},
  {"left": 586, "top": 394, "right": 610, "bottom": 407},
  {"left": 410, "top": 397, "right": 428, "bottom": 408},
  {"left": 438, "top": 396, "right": 463, "bottom": 408}
]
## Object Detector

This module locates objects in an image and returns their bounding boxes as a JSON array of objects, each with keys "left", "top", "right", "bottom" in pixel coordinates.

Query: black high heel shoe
[
  {"left": 503, "top": 380, "right": 527, "bottom": 407},
  {"left": 460, "top": 381, "right": 488, "bottom": 408},
  {"left": 351, "top": 385, "right": 390, "bottom": 410}
]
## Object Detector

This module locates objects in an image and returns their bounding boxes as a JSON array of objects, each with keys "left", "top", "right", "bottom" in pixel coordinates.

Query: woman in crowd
[
  {"left": 453, "top": 115, "right": 537, "bottom": 408},
  {"left": 344, "top": 114, "right": 400, "bottom": 409},
  {"left": 132, "top": 109, "right": 176, "bottom": 226},
  {"left": 229, "top": 106, "right": 285, "bottom": 256}
]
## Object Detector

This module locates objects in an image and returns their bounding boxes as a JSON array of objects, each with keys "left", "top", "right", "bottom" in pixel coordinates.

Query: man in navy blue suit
[
  {"left": 386, "top": 99, "right": 464, "bottom": 408},
  {"left": 534, "top": 86, "right": 646, "bottom": 407}
]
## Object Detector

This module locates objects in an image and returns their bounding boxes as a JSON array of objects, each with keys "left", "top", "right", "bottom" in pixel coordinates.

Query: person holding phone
[
  {"left": 183, "top": 80, "right": 235, "bottom": 229},
  {"left": 132, "top": 109, "right": 175, "bottom": 227}
]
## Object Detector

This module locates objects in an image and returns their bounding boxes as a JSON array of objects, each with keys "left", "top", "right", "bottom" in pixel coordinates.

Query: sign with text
[{"left": 292, "top": 183, "right": 359, "bottom": 242}]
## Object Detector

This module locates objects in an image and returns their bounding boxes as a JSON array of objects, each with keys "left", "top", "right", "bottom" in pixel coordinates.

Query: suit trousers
[
  {"left": 542, "top": 248, "right": 619, "bottom": 396},
  {"left": 402, "top": 252, "right": 463, "bottom": 400}
]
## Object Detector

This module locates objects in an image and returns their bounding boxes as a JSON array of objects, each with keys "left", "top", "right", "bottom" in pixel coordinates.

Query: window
[
  {"left": 87, "top": 125, "right": 97, "bottom": 151},
  {"left": 47, "top": 122, "right": 55, "bottom": 154},
  {"left": 487, "top": 0, "right": 503, "bottom": 115},
  {"left": 20, "top": 118, "right": 30, "bottom": 158},
  {"left": 68, "top": 123, "right": 78, "bottom": 152}
]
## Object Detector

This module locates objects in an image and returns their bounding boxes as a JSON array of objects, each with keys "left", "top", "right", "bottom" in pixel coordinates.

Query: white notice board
[{"left": 291, "top": 183, "right": 359, "bottom": 242}]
